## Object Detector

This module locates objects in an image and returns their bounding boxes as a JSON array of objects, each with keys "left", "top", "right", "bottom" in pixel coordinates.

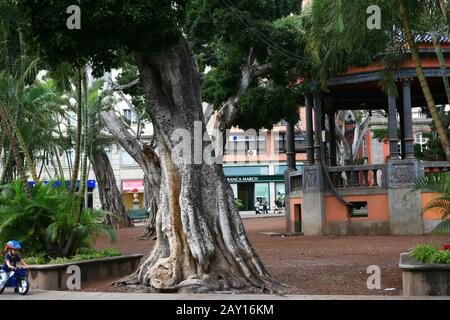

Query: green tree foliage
[
  {"left": 186, "top": 1, "right": 304, "bottom": 128},
  {"left": 302, "top": 0, "right": 406, "bottom": 89},
  {"left": 18, "top": 0, "right": 183, "bottom": 75},
  {"left": 235, "top": 85, "right": 299, "bottom": 130}
]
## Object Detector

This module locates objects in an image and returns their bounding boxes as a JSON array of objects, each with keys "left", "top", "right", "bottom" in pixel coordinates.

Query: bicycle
[{"left": 0, "top": 267, "right": 30, "bottom": 295}]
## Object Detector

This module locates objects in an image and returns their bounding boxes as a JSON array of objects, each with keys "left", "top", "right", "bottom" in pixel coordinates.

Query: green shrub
[
  {"left": 27, "top": 248, "right": 121, "bottom": 265},
  {"left": 234, "top": 198, "right": 245, "bottom": 211},
  {"left": 410, "top": 244, "right": 450, "bottom": 264},
  {"left": 25, "top": 252, "right": 46, "bottom": 265},
  {"left": 0, "top": 180, "right": 116, "bottom": 257}
]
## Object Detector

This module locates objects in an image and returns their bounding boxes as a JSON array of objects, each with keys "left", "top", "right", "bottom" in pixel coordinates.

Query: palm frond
[{"left": 431, "top": 219, "right": 450, "bottom": 234}]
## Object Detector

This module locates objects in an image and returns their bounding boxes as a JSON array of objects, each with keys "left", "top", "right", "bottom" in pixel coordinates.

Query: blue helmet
[{"left": 6, "top": 240, "right": 21, "bottom": 250}]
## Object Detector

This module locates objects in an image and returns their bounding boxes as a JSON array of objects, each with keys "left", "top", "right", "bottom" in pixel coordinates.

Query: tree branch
[
  {"left": 214, "top": 47, "right": 273, "bottom": 131},
  {"left": 111, "top": 78, "right": 140, "bottom": 91}
]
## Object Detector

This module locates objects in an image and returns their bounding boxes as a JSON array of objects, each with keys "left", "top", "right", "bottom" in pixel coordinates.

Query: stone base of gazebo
[{"left": 286, "top": 160, "right": 449, "bottom": 236}]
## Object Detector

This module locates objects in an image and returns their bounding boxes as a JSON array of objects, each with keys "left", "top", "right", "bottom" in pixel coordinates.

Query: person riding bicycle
[{"left": 0, "top": 240, "right": 28, "bottom": 289}]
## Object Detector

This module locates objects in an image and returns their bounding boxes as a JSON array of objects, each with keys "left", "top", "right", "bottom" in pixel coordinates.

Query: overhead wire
[{"left": 220, "top": 0, "right": 312, "bottom": 64}]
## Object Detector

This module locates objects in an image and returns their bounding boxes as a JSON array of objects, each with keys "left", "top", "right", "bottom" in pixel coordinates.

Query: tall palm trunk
[
  {"left": 0, "top": 145, "right": 12, "bottom": 185},
  {"left": 70, "top": 66, "right": 83, "bottom": 192},
  {"left": 76, "top": 69, "right": 89, "bottom": 222},
  {"left": 2, "top": 105, "right": 39, "bottom": 183},
  {"left": 399, "top": 0, "right": 450, "bottom": 161},
  {"left": 439, "top": 0, "right": 449, "bottom": 25},
  {"left": 431, "top": 33, "right": 450, "bottom": 112},
  {"left": 53, "top": 144, "right": 65, "bottom": 180},
  {"left": 64, "top": 70, "right": 89, "bottom": 257},
  {"left": 0, "top": 106, "right": 32, "bottom": 196}
]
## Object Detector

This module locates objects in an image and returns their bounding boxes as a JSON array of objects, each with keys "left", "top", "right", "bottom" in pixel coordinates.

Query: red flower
[{"left": 441, "top": 244, "right": 450, "bottom": 251}]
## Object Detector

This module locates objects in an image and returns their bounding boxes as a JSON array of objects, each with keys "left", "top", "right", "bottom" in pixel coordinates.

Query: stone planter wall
[
  {"left": 27, "top": 254, "right": 142, "bottom": 291},
  {"left": 400, "top": 252, "right": 450, "bottom": 296}
]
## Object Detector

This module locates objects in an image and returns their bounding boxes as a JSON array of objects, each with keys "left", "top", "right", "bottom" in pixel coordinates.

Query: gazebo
[{"left": 284, "top": 36, "right": 450, "bottom": 236}]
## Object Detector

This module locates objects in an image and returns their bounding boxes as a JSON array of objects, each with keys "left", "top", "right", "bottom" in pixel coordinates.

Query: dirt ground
[{"left": 85, "top": 217, "right": 450, "bottom": 295}]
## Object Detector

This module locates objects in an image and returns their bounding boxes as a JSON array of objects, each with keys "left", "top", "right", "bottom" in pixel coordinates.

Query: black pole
[
  {"left": 285, "top": 121, "right": 297, "bottom": 171},
  {"left": 313, "top": 94, "right": 323, "bottom": 162},
  {"left": 305, "top": 95, "right": 314, "bottom": 165},
  {"left": 402, "top": 80, "right": 415, "bottom": 159},
  {"left": 388, "top": 89, "right": 400, "bottom": 159},
  {"left": 329, "top": 112, "right": 337, "bottom": 166}
]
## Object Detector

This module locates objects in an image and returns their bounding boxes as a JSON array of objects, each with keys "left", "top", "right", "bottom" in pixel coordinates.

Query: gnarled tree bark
[
  {"left": 90, "top": 145, "right": 133, "bottom": 228},
  {"left": 99, "top": 109, "right": 161, "bottom": 239},
  {"left": 117, "top": 38, "right": 281, "bottom": 293}
]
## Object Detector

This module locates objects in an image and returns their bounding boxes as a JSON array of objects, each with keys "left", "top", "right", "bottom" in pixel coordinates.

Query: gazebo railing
[
  {"left": 327, "top": 164, "right": 387, "bottom": 189},
  {"left": 420, "top": 161, "right": 450, "bottom": 174},
  {"left": 288, "top": 162, "right": 449, "bottom": 194}
]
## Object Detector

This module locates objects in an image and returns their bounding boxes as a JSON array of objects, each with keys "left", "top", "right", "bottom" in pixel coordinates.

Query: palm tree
[
  {"left": 411, "top": 172, "right": 450, "bottom": 234},
  {"left": 70, "top": 66, "right": 83, "bottom": 192},
  {"left": 0, "top": 0, "right": 50, "bottom": 184},
  {"left": 0, "top": 105, "right": 31, "bottom": 196},
  {"left": 302, "top": 0, "right": 450, "bottom": 161},
  {"left": 414, "top": 0, "right": 450, "bottom": 111},
  {"left": 399, "top": 0, "right": 450, "bottom": 161}
]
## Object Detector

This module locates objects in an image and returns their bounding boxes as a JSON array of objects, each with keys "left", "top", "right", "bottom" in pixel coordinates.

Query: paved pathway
[
  {"left": 239, "top": 211, "right": 285, "bottom": 219},
  {"left": 1, "top": 290, "right": 449, "bottom": 300}
]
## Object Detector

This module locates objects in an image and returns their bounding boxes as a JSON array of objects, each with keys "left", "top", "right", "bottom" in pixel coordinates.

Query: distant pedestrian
[
  {"left": 255, "top": 200, "right": 260, "bottom": 215},
  {"left": 262, "top": 199, "right": 268, "bottom": 214},
  {"left": 272, "top": 202, "right": 279, "bottom": 214}
]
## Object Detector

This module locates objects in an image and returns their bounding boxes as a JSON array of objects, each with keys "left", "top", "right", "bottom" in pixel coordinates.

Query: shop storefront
[
  {"left": 122, "top": 179, "right": 145, "bottom": 210},
  {"left": 224, "top": 165, "right": 284, "bottom": 211},
  {"left": 224, "top": 164, "right": 303, "bottom": 211}
]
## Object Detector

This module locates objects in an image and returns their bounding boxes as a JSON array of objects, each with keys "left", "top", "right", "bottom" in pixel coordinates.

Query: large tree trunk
[
  {"left": 140, "top": 175, "right": 158, "bottom": 240},
  {"left": 90, "top": 145, "right": 133, "bottom": 228},
  {"left": 99, "top": 109, "right": 161, "bottom": 239},
  {"left": 118, "top": 38, "right": 280, "bottom": 293}
]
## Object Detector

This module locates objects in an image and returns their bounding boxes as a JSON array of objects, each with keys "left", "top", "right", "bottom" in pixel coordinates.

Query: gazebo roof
[{"left": 324, "top": 40, "right": 450, "bottom": 111}]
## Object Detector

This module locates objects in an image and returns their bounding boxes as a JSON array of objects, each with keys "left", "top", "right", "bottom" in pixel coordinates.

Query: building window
[
  {"left": 349, "top": 202, "right": 369, "bottom": 218},
  {"left": 123, "top": 109, "right": 132, "bottom": 122},
  {"left": 105, "top": 146, "right": 112, "bottom": 160},
  {"left": 121, "top": 150, "right": 137, "bottom": 166},
  {"left": 223, "top": 165, "right": 269, "bottom": 176},
  {"left": 274, "top": 164, "right": 304, "bottom": 175},
  {"left": 64, "top": 149, "right": 73, "bottom": 167},
  {"left": 414, "top": 133, "right": 429, "bottom": 153},
  {"left": 225, "top": 133, "right": 267, "bottom": 156},
  {"left": 274, "top": 133, "right": 306, "bottom": 154}
]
